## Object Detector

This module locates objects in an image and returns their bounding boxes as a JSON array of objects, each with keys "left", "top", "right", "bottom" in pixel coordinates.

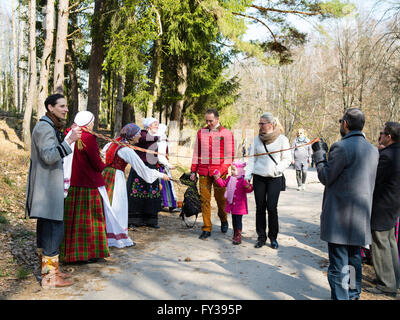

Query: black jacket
[{"left": 371, "top": 142, "right": 400, "bottom": 231}]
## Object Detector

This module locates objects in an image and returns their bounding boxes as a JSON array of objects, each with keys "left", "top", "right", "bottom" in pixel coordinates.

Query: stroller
[{"left": 179, "top": 173, "right": 201, "bottom": 228}]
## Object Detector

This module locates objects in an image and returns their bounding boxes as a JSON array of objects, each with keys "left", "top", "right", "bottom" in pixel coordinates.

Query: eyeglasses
[
  {"left": 258, "top": 122, "right": 270, "bottom": 126},
  {"left": 338, "top": 119, "right": 344, "bottom": 124}
]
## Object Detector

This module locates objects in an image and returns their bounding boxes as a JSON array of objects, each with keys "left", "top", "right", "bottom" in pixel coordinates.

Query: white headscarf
[
  {"left": 143, "top": 117, "right": 158, "bottom": 129},
  {"left": 74, "top": 111, "right": 94, "bottom": 127}
]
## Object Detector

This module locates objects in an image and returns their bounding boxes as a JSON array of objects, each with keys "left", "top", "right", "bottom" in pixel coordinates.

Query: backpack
[{"left": 179, "top": 173, "right": 202, "bottom": 228}]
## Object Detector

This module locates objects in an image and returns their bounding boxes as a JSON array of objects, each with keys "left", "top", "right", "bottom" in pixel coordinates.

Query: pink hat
[{"left": 232, "top": 161, "right": 246, "bottom": 177}]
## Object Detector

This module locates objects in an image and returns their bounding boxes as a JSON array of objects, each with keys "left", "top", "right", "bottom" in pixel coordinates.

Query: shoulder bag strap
[{"left": 263, "top": 142, "right": 278, "bottom": 166}]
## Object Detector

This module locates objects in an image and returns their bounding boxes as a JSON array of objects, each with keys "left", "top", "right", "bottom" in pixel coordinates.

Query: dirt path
[{"left": 9, "top": 168, "right": 396, "bottom": 300}]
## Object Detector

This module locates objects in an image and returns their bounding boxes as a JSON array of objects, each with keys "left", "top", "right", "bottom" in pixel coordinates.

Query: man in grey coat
[
  {"left": 26, "top": 93, "right": 81, "bottom": 288},
  {"left": 312, "top": 108, "right": 379, "bottom": 300}
]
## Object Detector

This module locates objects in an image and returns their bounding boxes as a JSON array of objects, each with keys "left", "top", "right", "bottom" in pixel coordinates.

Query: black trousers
[
  {"left": 253, "top": 174, "right": 281, "bottom": 242},
  {"left": 231, "top": 214, "right": 243, "bottom": 230}
]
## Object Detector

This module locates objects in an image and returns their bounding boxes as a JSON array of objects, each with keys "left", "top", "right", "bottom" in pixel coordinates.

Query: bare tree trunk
[
  {"left": 38, "top": 0, "right": 55, "bottom": 119},
  {"left": 18, "top": 10, "right": 25, "bottom": 113},
  {"left": 147, "top": 37, "right": 162, "bottom": 117},
  {"left": 66, "top": 46, "right": 79, "bottom": 126},
  {"left": 53, "top": 0, "right": 69, "bottom": 94},
  {"left": 113, "top": 74, "right": 125, "bottom": 137},
  {"left": 87, "top": 0, "right": 106, "bottom": 130},
  {"left": 12, "top": 0, "right": 18, "bottom": 111},
  {"left": 23, "top": 0, "right": 37, "bottom": 150}
]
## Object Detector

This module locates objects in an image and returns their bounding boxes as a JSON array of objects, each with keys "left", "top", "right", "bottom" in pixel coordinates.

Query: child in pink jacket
[{"left": 213, "top": 161, "right": 253, "bottom": 245}]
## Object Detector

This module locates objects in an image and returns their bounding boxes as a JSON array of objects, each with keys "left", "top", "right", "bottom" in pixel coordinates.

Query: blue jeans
[
  {"left": 36, "top": 218, "right": 65, "bottom": 257},
  {"left": 327, "top": 243, "right": 362, "bottom": 300}
]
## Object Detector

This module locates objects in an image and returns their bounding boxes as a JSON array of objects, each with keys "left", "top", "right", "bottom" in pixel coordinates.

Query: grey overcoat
[
  {"left": 313, "top": 131, "right": 379, "bottom": 246},
  {"left": 25, "top": 116, "right": 72, "bottom": 221}
]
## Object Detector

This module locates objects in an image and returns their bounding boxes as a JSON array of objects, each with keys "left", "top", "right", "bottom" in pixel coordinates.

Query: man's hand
[
  {"left": 190, "top": 172, "right": 197, "bottom": 181},
  {"left": 311, "top": 139, "right": 328, "bottom": 153},
  {"left": 66, "top": 125, "right": 82, "bottom": 145}
]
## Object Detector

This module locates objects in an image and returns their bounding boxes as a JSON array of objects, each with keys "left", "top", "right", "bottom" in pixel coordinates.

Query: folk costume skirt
[
  {"left": 127, "top": 163, "right": 161, "bottom": 226},
  {"left": 159, "top": 166, "right": 177, "bottom": 208},
  {"left": 60, "top": 186, "right": 110, "bottom": 263},
  {"left": 102, "top": 167, "right": 134, "bottom": 248}
]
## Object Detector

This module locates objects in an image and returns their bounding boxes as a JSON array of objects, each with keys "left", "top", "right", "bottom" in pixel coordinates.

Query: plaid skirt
[
  {"left": 103, "top": 167, "right": 116, "bottom": 204},
  {"left": 60, "top": 186, "right": 110, "bottom": 263}
]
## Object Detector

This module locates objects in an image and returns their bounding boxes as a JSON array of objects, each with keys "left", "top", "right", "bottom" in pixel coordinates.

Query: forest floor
[{"left": 0, "top": 112, "right": 398, "bottom": 300}]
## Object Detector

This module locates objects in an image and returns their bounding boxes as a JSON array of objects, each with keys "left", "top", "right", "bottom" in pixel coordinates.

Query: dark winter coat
[{"left": 371, "top": 142, "right": 400, "bottom": 231}]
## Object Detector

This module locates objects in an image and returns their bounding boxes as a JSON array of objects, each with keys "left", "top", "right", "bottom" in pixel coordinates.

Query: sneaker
[
  {"left": 302, "top": 185, "right": 306, "bottom": 191},
  {"left": 199, "top": 231, "right": 211, "bottom": 240},
  {"left": 221, "top": 221, "right": 229, "bottom": 233},
  {"left": 297, "top": 186, "right": 302, "bottom": 191}
]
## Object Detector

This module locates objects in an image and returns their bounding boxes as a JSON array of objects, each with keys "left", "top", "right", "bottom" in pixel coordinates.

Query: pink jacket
[{"left": 215, "top": 176, "right": 253, "bottom": 215}]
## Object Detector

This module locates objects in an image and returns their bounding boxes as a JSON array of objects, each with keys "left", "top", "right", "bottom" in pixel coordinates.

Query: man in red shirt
[{"left": 190, "top": 109, "right": 234, "bottom": 239}]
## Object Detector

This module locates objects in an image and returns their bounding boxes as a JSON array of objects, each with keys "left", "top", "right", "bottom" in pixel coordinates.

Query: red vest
[{"left": 106, "top": 145, "right": 128, "bottom": 172}]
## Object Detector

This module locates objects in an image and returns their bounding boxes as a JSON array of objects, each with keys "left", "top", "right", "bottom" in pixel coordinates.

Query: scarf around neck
[
  {"left": 225, "top": 175, "right": 245, "bottom": 204},
  {"left": 258, "top": 126, "right": 281, "bottom": 145},
  {"left": 45, "top": 111, "right": 66, "bottom": 131},
  {"left": 296, "top": 136, "right": 308, "bottom": 144}
]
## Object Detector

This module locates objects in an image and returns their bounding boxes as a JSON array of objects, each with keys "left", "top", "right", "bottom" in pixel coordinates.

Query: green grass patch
[
  {"left": 2, "top": 176, "right": 14, "bottom": 186},
  {"left": 0, "top": 211, "right": 8, "bottom": 225},
  {"left": 16, "top": 267, "right": 30, "bottom": 280}
]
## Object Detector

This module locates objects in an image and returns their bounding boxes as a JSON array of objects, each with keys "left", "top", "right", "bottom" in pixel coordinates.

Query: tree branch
[
  {"left": 250, "top": 4, "right": 321, "bottom": 16},
  {"left": 232, "top": 12, "right": 277, "bottom": 42}
]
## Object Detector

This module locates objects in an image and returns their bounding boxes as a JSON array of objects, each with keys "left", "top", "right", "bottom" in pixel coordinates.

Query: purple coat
[{"left": 215, "top": 176, "right": 253, "bottom": 215}]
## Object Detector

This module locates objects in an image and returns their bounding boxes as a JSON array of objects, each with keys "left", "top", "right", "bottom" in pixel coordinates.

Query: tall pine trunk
[
  {"left": 87, "top": 0, "right": 106, "bottom": 130},
  {"left": 37, "top": 0, "right": 55, "bottom": 119},
  {"left": 23, "top": 0, "right": 37, "bottom": 150},
  {"left": 113, "top": 74, "right": 125, "bottom": 137},
  {"left": 66, "top": 46, "right": 79, "bottom": 126},
  {"left": 169, "top": 59, "right": 187, "bottom": 160},
  {"left": 53, "top": 0, "right": 69, "bottom": 94}
]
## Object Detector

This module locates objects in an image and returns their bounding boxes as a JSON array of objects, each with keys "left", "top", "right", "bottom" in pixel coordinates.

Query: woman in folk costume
[
  {"left": 156, "top": 123, "right": 180, "bottom": 212},
  {"left": 213, "top": 161, "right": 253, "bottom": 245},
  {"left": 102, "top": 123, "right": 170, "bottom": 242},
  {"left": 60, "top": 111, "right": 114, "bottom": 263},
  {"left": 127, "top": 117, "right": 164, "bottom": 228}
]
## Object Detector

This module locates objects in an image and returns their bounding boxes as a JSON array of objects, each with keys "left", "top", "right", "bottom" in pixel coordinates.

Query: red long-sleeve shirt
[{"left": 190, "top": 125, "right": 234, "bottom": 176}]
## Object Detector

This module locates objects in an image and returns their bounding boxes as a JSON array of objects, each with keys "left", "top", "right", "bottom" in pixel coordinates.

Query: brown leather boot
[
  {"left": 41, "top": 255, "right": 73, "bottom": 289},
  {"left": 39, "top": 249, "right": 71, "bottom": 279}
]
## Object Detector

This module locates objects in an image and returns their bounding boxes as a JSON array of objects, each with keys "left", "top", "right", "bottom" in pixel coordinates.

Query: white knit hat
[
  {"left": 74, "top": 111, "right": 94, "bottom": 127},
  {"left": 143, "top": 117, "right": 158, "bottom": 129}
]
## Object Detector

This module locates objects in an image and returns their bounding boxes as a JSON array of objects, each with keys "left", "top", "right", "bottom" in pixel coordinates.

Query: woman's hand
[{"left": 161, "top": 174, "right": 170, "bottom": 181}]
